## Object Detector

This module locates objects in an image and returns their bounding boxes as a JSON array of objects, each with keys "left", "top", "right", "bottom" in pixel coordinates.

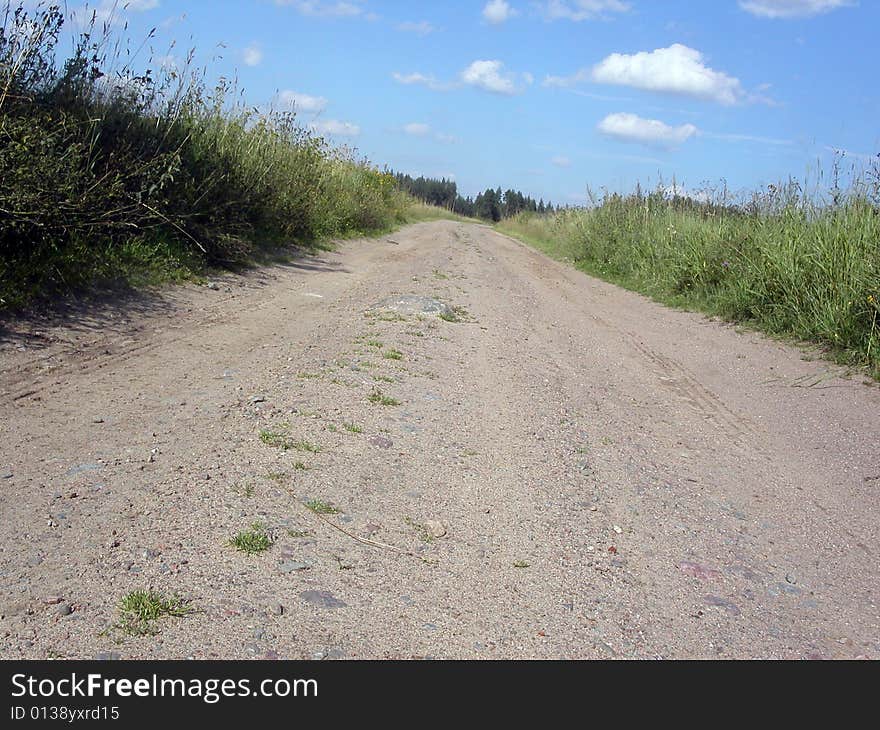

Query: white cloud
[
  {"left": 396, "top": 20, "right": 436, "bottom": 35},
  {"left": 460, "top": 59, "right": 527, "bottom": 95},
  {"left": 403, "top": 122, "right": 431, "bottom": 136},
  {"left": 551, "top": 155, "right": 572, "bottom": 167},
  {"left": 739, "top": 0, "right": 854, "bottom": 18},
  {"left": 598, "top": 112, "right": 698, "bottom": 148},
  {"left": 543, "top": 68, "right": 591, "bottom": 88},
  {"left": 242, "top": 44, "right": 263, "bottom": 67},
  {"left": 400, "top": 123, "right": 457, "bottom": 143},
  {"left": 392, "top": 71, "right": 451, "bottom": 91},
  {"left": 592, "top": 44, "right": 744, "bottom": 105},
  {"left": 483, "top": 0, "right": 516, "bottom": 24},
  {"left": 70, "top": 0, "right": 158, "bottom": 27},
  {"left": 275, "top": 1, "right": 365, "bottom": 18},
  {"left": 312, "top": 119, "right": 360, "bottom": 137},
  {"left": 706, "top": 131, "right": 793, "bottom": 146},
  {"left": 279, "top": 90, "right": 328, "bottom": 114},
  {"left": 540, "top": 0, "right": 630, "bottom": 21}
]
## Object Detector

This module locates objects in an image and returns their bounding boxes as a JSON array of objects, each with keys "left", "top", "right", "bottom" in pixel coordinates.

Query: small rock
[
  {"left": 44, "top": 596, "right": 63, "bottom": 605},
  {"left": 612, "top": 525, "right": 623, "bottom": 534},
  {"left": 703, "top": 595, "right": 741, "bottom": 617},
  {"left": 268, "top": 603, "right": 284, "bottom": 616},
  {"left": 141, "top": 549, "right": 159, "bottom": 560},
  {"left": 368, "top": 435, "right": 394, "bottom": 449},
  {"left": 422, "top": 520, "right": 447, "bottom": 539},
  {"left": 57, "top": 604, "right": 73, "bottom": 616},
  {"left": 279, "top": 561, "right": 311, "bottom": 574},
  {"left": 206, "top": 282, "right": 220, "bottom": 291},
  {"left": 1, "top": 470, "right": 13, "bottom": 479},
  {"left": 251, "top": 395, "right": 267, "bottom": 404},
  {"left": 92, "top": 417, "right": 105, "bottom": 424},
  {"left": 264, "top": 650, "right": 280, "bottom": 660},
  {"left": 679, "top": 561, "right": 722, "bottom": 581},
  {"left": 299, "top": 590, "right": 347, "bottom": 608}
]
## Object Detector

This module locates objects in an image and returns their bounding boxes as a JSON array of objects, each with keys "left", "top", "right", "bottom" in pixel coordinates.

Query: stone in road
[{"left": 0, "top": 221, "right": 878, "bottom": 659}]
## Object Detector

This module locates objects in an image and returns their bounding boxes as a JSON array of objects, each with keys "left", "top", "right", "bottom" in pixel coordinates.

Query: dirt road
[{"left": 1, "top": 220, "right": 878, "bottom": 659}]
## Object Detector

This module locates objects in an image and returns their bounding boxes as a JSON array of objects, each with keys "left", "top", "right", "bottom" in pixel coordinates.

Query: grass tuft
[
  {"left": 305, "top": 499, "right": 340, "bottom": 515},
  {"left": 118, "top": 590, "right": 192, "bottom": 636},
  {"left": 368, "top": 389, "right": 400, "bottom": 406},
  {"left": 229, "top": 522, "right": 274, "bottom": 554}
]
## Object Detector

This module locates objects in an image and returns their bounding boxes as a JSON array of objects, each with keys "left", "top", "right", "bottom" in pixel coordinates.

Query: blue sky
[{"left": 66, "top": 0, "right": 878, "bottom": 204}]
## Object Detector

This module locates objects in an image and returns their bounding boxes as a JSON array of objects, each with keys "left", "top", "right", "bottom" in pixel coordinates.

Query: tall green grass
[
  {"left": 0, "top": 2, "right": 409, "bottom": 309},
  {"left": 499, "top": 176, "right": 880, "bottom": 378}
]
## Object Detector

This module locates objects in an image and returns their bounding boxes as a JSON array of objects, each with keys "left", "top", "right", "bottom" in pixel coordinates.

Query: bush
[{"left": 0, "top": 2, "right": 409, "bottom": 308}]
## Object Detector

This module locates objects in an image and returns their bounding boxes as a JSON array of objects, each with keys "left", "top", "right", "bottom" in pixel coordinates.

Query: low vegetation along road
[{"left": 1, "top": 221, "right": 878, "bottom": 659}]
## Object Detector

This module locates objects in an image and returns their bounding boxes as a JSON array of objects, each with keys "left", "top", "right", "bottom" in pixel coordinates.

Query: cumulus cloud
[
  {"left": 592, "top": 44, "right": 744, "bottom": 105},
  {"left": 483, "top": 0, "right": 516, "bottom": 24},
  {"left": 551, "top": 155, "right": 572, "bottom": 167},
  {"left": 540, "top": 0, "right": 630, "bottom": 21},
  {"left": 242, "top": 44, "right": 263, "bottom": 67},
  {"left": 739, "top": 0, "right": 853, "bottom": 18},
  {"left": 396, "top": 20, "right": 436, "bottom": 35},
  {"left": 597, "top": 112, "right": 698, "bottom": 148},
  {"left": 460, "top": 59, "right": 528, "bottom": 95},
  {"left": 278, "top": 90, "right": 328, "bottom": 113},
  {"left": 311, "top": 119, "right": 360, "bottom": 136}
]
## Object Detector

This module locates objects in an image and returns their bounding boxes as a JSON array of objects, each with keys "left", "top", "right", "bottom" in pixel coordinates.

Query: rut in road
[{"left": 1, "top": 221, "right": 878, "bottom": 659}]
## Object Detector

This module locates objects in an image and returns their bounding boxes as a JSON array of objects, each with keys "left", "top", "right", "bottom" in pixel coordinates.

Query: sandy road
[{"left": 0, "top": 220, "right": 878, "bottom": 659}]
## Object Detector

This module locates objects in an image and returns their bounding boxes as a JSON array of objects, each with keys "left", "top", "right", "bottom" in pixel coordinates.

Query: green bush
[{"left": 0, "top": 2, "right": 408, "bottom": 308}]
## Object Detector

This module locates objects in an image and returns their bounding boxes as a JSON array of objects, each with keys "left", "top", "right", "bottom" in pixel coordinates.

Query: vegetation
[
  {"left": 0, "top": 3, "right": 409, "bottom": 309},
  {"left": 304, "top": 498, "right": 340, "bottom": 515},
  {"left": 368, "top": 389, "right": 400, "bottom": 406},
  {"left": 499, "top": 175, "right": 880, "bottom": 378},
  {"left": 394, "top": 172, "right": 556, "bottom": 221},
  {"left": 117, "top": 590, "right": 192, "bottom": 636},
  {"left": 229, "top": 522, "right": 274, "bottom": 554}
]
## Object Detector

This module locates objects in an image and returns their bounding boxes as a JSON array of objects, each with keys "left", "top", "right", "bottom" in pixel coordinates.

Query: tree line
[{"left": 393, "top": 172, "right": 557, "bottom": 221}]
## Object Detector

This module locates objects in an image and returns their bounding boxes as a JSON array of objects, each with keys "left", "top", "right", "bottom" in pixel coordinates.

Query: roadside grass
[
  {"left": 259, "top": 429, "right": 295, "bottom": 450},
  {"left": 305, "top": 498, "right": 340, "bottom": 515},
  {"left": 259, "top": 429, "right": 320, "bottom": 453},
  {"left": 229, "top": 522, "right": 274, "bottom": 555},
  {"left": 368, "top": 389, "right": 401, "bottom": 406},
  {"left": 0, "top": 2, "right": 413, "bottom": 310},
  {"left": 231, "top": 482, "right": 255, "bottom": 497},
  {"left": 117, "top": 590, "right": 193, "bottom": 637},
  {"left": 383, "top": 348, "right": 404, "bottom": 360},
  {"left": 498, "top": 175, "right": 880, "bottom": 380},
  {"left": 343, "top": 422, "right": 363, "bottom": 433},
  {"left": 439, "top": 305, "right": 471, "bottom": 323}
]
